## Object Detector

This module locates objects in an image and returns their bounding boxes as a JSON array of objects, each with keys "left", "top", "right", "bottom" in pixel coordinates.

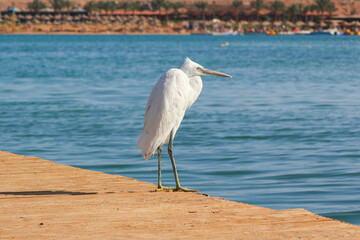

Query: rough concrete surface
[{"left": 1, "top": 151, "right": 359, "bottom": 239}]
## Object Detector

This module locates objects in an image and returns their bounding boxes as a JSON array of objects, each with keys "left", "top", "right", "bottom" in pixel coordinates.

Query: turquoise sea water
[{"left": 1, "top": 34, "right": 360, "bottom": 225}]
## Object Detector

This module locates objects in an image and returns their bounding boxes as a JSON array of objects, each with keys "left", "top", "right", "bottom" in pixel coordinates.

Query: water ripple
[{"left": 1, "top": 35, "right": 360, "bottom": 225}]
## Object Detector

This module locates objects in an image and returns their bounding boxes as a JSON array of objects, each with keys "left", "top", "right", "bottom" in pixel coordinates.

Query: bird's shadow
[{"left": 0, "top": 191, "right": 97, "bottom": 196}]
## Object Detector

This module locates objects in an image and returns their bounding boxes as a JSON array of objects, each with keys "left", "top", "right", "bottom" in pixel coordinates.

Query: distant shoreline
[
  {"left": 0, "top": 32, "right": 191, "bottom": 35},
  {"left": 1, "top": 24, "right": 359, "bottom": 36}
]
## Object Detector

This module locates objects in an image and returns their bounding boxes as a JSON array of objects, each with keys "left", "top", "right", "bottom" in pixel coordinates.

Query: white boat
[
  {"left": 277, "top": 31, "right": 295, "bottom": 36},
  {"left": 212, "top": 31, "right": 238, "bottom": 36},
  {"left": 310, "top": 29, "right": 343, "bottom": 36},
  {"left": 295, "top": 30, "right": 312, "bottom": 35},
  {"left": 323, "top": 28, "right": 343, "bottom": 36}
]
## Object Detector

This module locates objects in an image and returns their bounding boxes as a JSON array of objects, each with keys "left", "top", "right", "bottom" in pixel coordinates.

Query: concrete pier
[{"left": 1, "top": 151, "right": 359, "bottom": 239}]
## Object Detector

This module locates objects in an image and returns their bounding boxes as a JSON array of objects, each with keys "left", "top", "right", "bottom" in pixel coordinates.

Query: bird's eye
[{"left": 196, "top": 67, "right": 201, "bottom": 71}]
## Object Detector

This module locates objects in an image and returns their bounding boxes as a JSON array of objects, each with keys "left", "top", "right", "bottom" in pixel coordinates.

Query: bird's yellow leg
[
  {"left": 168, "top": 132, "right": 198, "bottom": 193},
  {"left": 157, "top": 146, "right": 162, "bottom": 189},
  {"left": 154, "top": 146, "right": 172, "bottom": 191}
]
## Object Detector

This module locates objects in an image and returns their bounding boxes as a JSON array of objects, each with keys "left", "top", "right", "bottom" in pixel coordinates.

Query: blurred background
[{"left": 0, "top": 0, "right": 360, "bottom": 35}]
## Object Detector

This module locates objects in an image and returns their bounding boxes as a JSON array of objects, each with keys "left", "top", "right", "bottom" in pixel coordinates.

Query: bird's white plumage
[
  {"left": 137, "top": 58, "right": 231, "bottom": 192},
  {"left": 137, "top": 58, "right": 203, "bottom": 160}
]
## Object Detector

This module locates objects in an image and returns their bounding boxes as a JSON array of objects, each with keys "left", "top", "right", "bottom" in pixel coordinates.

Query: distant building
[{"left": 6, "top": 6, "right": 22, "bottom": 14}]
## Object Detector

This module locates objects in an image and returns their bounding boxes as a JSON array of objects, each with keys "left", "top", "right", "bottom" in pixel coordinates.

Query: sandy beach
[
  {"left": 1, "top": 150, "right": 359, "bottom": 239},
  {"left": 0, "top": 23, "right": 192, "bottom": 35}
]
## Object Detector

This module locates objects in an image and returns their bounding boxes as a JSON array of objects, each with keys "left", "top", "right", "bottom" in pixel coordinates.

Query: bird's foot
[
  {"left": 154, "top": 185, "right": 173, "bottom": 192},
  {"left": 153, "top": 186, "right": 198, "bottom": 192},
  {"left": 172, "top": 186, "right": 198, "bottom": 192}
]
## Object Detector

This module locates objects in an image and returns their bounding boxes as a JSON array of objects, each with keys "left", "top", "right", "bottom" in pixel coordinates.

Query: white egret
[{"left": 137, "top": 58, "right": 232, "bottom": 192}]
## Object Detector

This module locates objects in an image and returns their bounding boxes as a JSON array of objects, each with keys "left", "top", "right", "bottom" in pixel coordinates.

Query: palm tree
[
  {"left": 49, "top": 0, "right": 65, "bottom": 13},
  {"left": 108, "top": 1, "right": 117, "bottom": 15},
  {"left": 172, "top": 2, "right": 182, "bottom": 19},
  {"left": 121, "top": 2, "right": 130, "bottom": 15},
  {"left": 151, "top": 0, "right": 165, "bottom": 11},
  {"left": 84, "top": 0, "right": 97, "bottom": 23},
  {"left": 63, "top": 0, "right": 73, "bottom": 13},
  {"left": 250, "top": 0, "right": 264, "bottom": 21},
  {"left": 97, "top": 1, "right": 111, "bottom": 15},
  {"left": 63, "top": 0, "right": 73, "bottom": 18},
  {"left": 325, "top": 2, "right": 337, "bottom": 17},
  {"left": 315, "top": 0, "right": 331, "bottom": 22},
  {"left": 309, "top": 4, "right": 317, "bottom": 22},
  {"left": 27, "top": 0, "right": 46, "bottom": 13},
  {"left": 210, "top": 2, "right": 217, "bottom": 19},
  {"left": 195, "top": 1, "right": 208, "bottom": 21},
  {"left": 129, "top": 2, "right": 140, "bottom": 16},
  {"left": 84, "top": 1, "right": 97, "bottom": 15},
  {"left": 232, "top": 0, "right": 242, "bottom": 23},
  {"left": 302, "top": 5, "right": 311, "bottom": 23},
  {"left": 287, "top": 4, "right": 301, "bottom": 23},
  {"left": 163, "top": 1, "right": 172, "bottom": 22},
  {"left": 350, "top": 1, "right": 356, "bottom": 16},
  {"left": 270, "top": 0, "right": 285, "bottom": 22}
]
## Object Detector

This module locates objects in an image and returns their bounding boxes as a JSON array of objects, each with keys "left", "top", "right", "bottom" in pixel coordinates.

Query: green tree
[
  {"left": 172, "top": 1, "right": 182, "bottom": 18},
  {"left": 315, "top": 0, "right": 332, "bottom": 21},
  {"left": 63, "top": 0, "right": 73, "bottom": 12},
  {"left": 84, "top": 1, "right": 97, "bottom": 15},
  {"left": 210, "top": 2, "right": 217, "bottom": 19},
  {"left": 108, "top": 1, "right": 117, "bottom": 14},
  {"left": 270, "top": 0, "right": 285, "bottom": 22},
  {"left": 232, "top": 0, "right": 242, "bottom": 23},
  {"left": 250, "top": 0, "right": 264, "bottom": 21},
  {"left": 302, "top": 5, "right": 311, "bottom": 23},
  {"left": 287, "top": 4, "right": 301, "bottom": 22},
  {"left": 351, "top": 8, "right": 356, "bottom": 15},
  {"left": 195, "top": 1, "right": 208, "bottom": 21},
  {"left": 27, "top": 0, "right": 46, "bottom": 13},
  {"left": 151, "top": 0, "right": 165, "bottom": 11},
  {"left": 97, "top": 1, "right": 111, "bottom": 14},
  {"left": 120, "top": 2, "right": 130, "bottom": 14},
  {"left": 163, "top": 1, "right": 172, "bottom": 22},
  {"left": 325, "top": 2, "right": 337, "bottom": 17},
  {"left": 128, "top": 2, "right": 140, "bottom": 15},
  {"left": 309, "top": 4, "right": 317, "bottom": 22},
  {"left": 49, "top": 0, "right": 65, "bottom": 13}
]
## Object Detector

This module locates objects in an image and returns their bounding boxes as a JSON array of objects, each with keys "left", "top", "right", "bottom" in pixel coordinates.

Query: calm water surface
[{"left": 1, "top": 34, "right": 360, "bottom": 225}]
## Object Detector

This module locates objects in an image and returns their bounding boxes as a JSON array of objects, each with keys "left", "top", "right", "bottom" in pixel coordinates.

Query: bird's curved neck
[
  {"left": 187, "top": 76, "right": 203, "bottom": 109},
  {"left": 179, "top": 65, "right": 195, "bottom": 78}
]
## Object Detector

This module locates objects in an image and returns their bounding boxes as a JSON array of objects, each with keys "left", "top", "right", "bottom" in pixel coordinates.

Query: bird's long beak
[{"left": 202, "top": 68, "right": 232, "bottom": 78}]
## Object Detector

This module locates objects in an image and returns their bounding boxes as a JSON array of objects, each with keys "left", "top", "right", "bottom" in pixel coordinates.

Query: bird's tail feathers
[
  {"left": 137, "top": 130, "right": 157, "bottom": 160},
  {"left": 142, "top": 152, "right": 153, "bottom": 161}
]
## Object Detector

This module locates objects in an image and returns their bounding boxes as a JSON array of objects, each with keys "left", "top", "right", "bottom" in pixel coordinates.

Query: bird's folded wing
[{"left": 137, "top": 69, "right": 190, "bottom": 159}]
